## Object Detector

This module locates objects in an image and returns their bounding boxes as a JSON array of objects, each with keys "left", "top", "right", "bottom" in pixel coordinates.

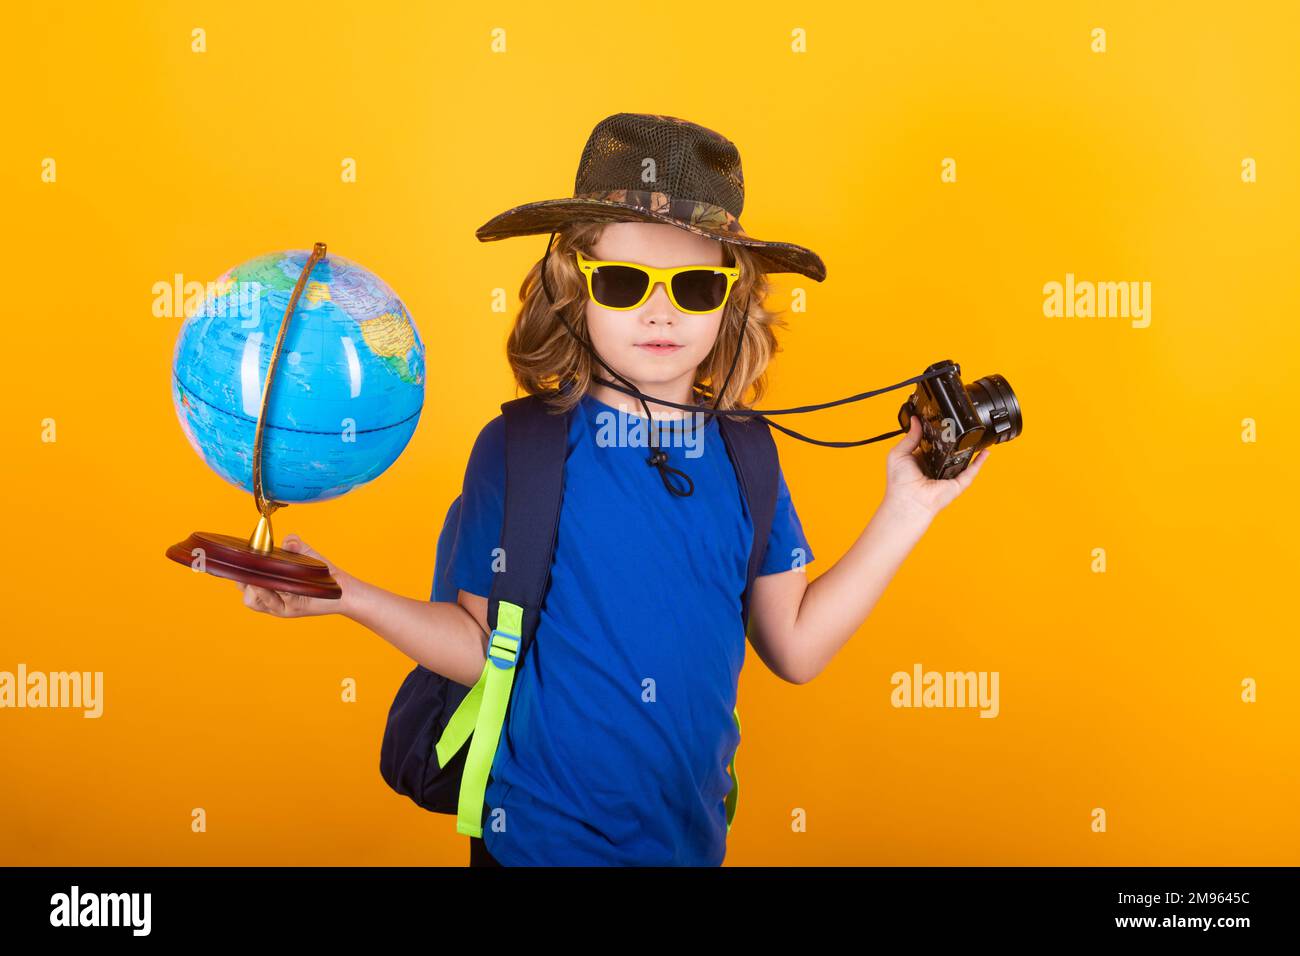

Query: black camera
[{"left": 897, "top": 360, "right": 1022, "bottom": 479}]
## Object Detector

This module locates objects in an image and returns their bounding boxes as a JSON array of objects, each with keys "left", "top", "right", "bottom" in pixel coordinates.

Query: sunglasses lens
[
  {"left": 590, "top": 265, "right": 649, "bottom": 309},
  {"left": 672, "top": 270, "right": 730, "bottom": 312}
]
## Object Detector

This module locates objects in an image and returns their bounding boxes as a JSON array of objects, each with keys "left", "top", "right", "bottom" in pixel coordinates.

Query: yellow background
[{"left": 1, "top": 1, "right": 1296, "bottom": 865}]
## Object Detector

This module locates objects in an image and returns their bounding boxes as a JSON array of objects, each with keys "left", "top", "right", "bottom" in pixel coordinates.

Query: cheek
[
  {"left": 690, "top": 314, "right": 725, "bottom": 354},
  {"left": 584, "top": 301, "right": 616, "bottom": 348}
]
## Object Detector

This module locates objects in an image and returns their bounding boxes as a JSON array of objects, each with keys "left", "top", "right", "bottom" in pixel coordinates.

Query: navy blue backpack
[{"left": 378, "top": 392, "right": 780, "bottom": 839}]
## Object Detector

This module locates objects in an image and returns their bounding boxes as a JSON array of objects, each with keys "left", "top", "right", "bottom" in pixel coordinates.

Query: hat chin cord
[{"left": 539, "top": 231, "right": 750, "bottom": 499}]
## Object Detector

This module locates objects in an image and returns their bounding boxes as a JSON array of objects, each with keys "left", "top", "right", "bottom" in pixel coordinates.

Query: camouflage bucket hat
[{"left": 474, "top": 112, "right": 827, "bottom": 282}]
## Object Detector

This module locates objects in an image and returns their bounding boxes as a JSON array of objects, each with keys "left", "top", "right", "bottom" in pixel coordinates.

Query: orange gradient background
[{"left": 1, "top": 2, "right": 1297, "bottom": 865}]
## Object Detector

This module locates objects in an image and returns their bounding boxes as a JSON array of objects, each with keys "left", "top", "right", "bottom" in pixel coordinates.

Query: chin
[
  {"left": 625, "top": 349, "right": 693, "bottom": 381},
  {"left": 631, "top": 367, "right": 690, "bottom": 389}
]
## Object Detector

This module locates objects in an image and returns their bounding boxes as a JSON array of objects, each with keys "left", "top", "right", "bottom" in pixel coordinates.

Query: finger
[
  {"left": 891, "top": 415, "right": 922, "bottom": 459},
  {"left": 264, "top": 587, "right": 288, "bottom": 614},
  {"left": 954, "top": 448, "right": 991, "bottom": 490},
  {"left": 282, "top": 535, "right": 321, "bottom": 561},
  {"left": 249, "top": 585, "right": 285, "bottom": 615},
  {"left": 246, "top": 587, "right": 274, "bottom": 613},
  {"left": 237, "top": 582, "right": 265, "bottom": 611}
]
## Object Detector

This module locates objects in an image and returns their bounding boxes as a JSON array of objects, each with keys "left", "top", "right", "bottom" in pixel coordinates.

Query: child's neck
[{"left": 586, "top": 377, "right": 696, "bottom": 421}]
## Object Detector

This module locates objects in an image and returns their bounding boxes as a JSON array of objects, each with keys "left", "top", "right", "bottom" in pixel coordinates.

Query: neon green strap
[
  {"left": 434, "top": 677, "right": 484, "bottom": 767},
  {"left": 724, "top": 707, "right": 741, "bottom": 832},
  {"left": 434, "top": 601, "right": 524, "bottom": 839}
]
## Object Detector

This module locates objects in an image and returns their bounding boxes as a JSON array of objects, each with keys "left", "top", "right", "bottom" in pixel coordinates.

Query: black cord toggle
[{"left": 647, "top": 449, "right": 695, "bottom": 497}]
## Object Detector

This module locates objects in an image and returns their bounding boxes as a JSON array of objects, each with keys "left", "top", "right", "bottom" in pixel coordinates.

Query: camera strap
[
  {"left": 537, "top": 230, "right": 950, "bottom": 495},
  {"left": 587, "top": 368, "right": 951, "bottom": 448}
]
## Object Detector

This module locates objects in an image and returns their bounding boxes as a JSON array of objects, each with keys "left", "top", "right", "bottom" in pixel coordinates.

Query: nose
[{"left": 642, "top": 280, "right": 675, "bottom": 321}]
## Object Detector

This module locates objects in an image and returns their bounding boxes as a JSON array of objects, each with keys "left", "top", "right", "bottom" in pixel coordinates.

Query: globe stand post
[{"left": 165, "top": 243, "right": 343, "bottom": 599}]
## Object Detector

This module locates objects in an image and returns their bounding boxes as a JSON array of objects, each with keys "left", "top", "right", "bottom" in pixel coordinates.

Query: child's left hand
[{"left": 883, "top": 415, "right": 991, "bottom": 523}]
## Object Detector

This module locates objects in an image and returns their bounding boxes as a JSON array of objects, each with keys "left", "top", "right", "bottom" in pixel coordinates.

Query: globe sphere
[{"left": 171, "top": 249, "right": 425, "bottom": 504}]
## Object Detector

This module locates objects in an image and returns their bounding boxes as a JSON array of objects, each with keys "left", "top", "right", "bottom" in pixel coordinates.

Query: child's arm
[
  {"left": 238, "top": 535, "right": 490, "bottom": 687},
  {"left": 746, "top": 415, "right": 992, "bottom": 685}
]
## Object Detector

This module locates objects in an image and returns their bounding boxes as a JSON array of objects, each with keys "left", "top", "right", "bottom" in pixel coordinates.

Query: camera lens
[{"left": 968, "top": 374, "right": 1022, "bottom": 445}]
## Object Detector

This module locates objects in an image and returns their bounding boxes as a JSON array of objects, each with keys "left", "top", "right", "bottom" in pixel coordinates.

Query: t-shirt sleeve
[
  {"left": 758, "top": 466, "right": 815, "bottom": 576},
  {"left": 444, "top": 414, "right": 507, "bottom": 599}
]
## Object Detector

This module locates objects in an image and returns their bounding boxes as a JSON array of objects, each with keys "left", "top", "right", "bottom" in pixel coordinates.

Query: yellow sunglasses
[{"left": 575, "top": 250, "right": 741, "bottom": 315}]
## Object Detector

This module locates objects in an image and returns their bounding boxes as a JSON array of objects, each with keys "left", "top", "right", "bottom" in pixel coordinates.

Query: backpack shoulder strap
[
  {"left": 442, "top": 393, "right": 569, "bottom": 838},
  {"left": 715, "top": 411, "right": 779, "bottom": 835},
  {"left": 715, "top": 412, "right": 780, "bottom": 635},
  {"left": 489, "top": 394, "right": 569, "bottom": 654}
]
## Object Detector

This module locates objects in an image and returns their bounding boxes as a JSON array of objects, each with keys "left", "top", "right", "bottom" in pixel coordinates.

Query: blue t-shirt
[{"left": 446, "top": 391, "right": 814, "bottom": 865}]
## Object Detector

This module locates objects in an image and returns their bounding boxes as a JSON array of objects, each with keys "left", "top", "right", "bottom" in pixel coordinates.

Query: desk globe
[{"left": 166, "top": 243, "right": 424, "bottom": 597}]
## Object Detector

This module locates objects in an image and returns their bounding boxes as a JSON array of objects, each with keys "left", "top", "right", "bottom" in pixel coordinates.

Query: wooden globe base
[{"left": 165, "top": 530, "right": 342, "bottom": 600}]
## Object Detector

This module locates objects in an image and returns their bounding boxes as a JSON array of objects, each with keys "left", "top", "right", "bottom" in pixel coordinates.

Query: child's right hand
[{"left": 237, "top": 535, "right": 348, "bottom": 619}]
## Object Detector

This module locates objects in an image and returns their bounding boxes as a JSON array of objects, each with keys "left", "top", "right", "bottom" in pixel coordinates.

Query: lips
[{"left": 637, "top": 341, "right": 683, "bottom": 353}]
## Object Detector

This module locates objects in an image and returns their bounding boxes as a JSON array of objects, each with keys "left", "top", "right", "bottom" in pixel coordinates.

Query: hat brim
[{"left": 475, "top": 197, "right": 826, "bottom": 282}]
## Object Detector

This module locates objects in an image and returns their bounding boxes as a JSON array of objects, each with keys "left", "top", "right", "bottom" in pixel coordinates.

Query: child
[{"left": 237, "top": 113, "right": 990, "bottom": 866}]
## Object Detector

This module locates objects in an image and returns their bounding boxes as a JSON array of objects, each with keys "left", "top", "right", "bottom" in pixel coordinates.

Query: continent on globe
[{"left": 359, "top": 312, "right": 421, "bottom": 385}]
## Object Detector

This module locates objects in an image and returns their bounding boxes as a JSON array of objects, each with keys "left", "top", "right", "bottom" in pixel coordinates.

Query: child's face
[{"left": 584, "top": 221, "right": 728, "bottom": 397}]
